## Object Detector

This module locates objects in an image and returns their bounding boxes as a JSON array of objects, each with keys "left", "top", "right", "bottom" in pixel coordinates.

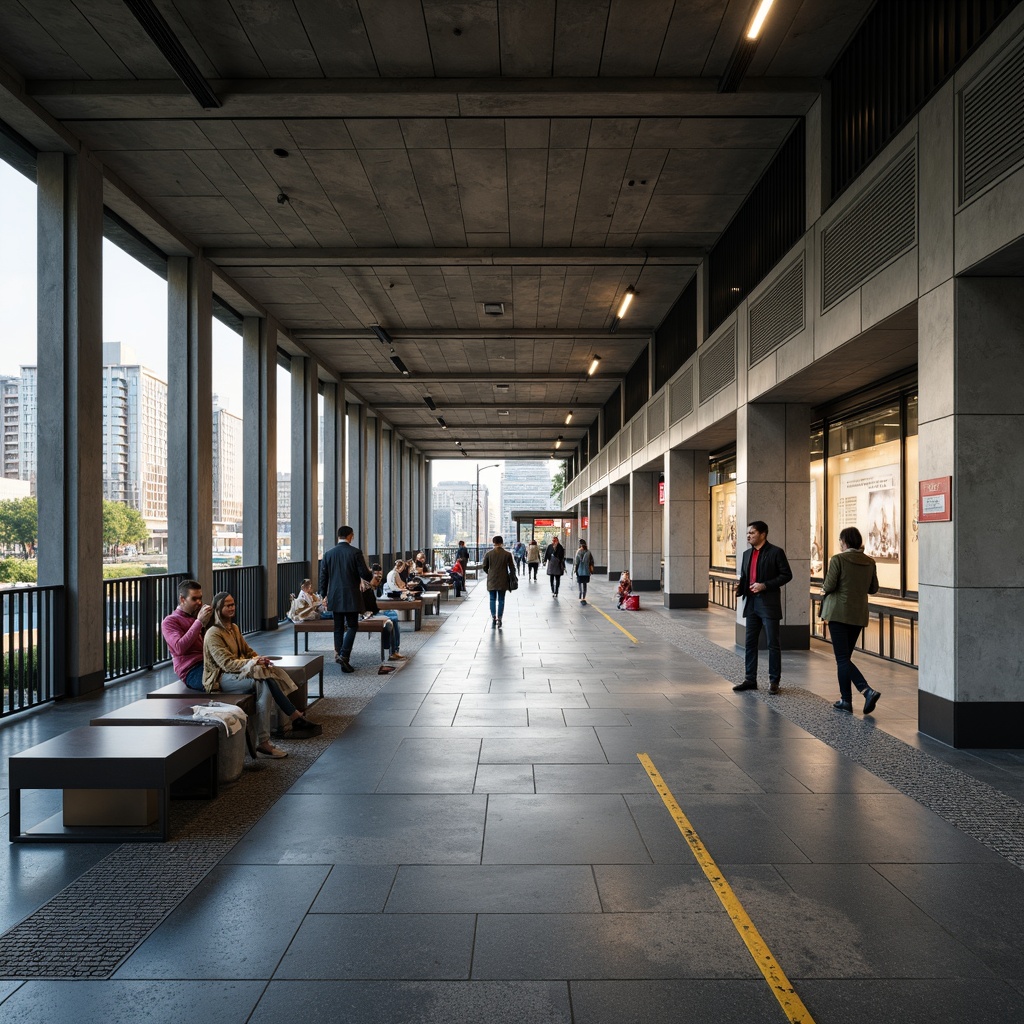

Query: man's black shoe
[
  {"left": 769, "top": 684, "right": 780, "bottom": 695},
  {"left": 732, "top": 681, "right": 758, "bottom": 691},
  {"left": 339, "top": 658, "right": 355, "bottom": 673}
]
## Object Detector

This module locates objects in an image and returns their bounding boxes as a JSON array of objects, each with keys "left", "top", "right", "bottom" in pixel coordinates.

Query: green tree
[
  {"left": 120, "top": 505, "right": 149, "bottom": 549},
  {"left": 550, "top": 466, "right": 566, "bottom": 505},
  {"left": 0, "top": 497, "right": 38, "bottom": 557},
  {"left": 102, "top": 500, "right": 151, "bottom": 556}
]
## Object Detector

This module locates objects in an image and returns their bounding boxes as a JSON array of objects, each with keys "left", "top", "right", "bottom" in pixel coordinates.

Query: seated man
[
  {"left": 161, "top": 578, "right": 213, "bottom": 692},
  {"left": 361, "top": 564, "right": 406, "bottom": 662}
]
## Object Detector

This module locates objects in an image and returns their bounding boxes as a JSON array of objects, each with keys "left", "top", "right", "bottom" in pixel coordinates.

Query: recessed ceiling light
[
  {"left": 495, "top": 383, "right": 510, "bottom": 391},
  {"left": 273, "top": 148, "right": 289, "bottom": 158},
  {"left": 497, "top": 410, "right": 510, "bottom": 416},
  {"left": 483, "top": 302, "right": 504, "bottom": 316}
]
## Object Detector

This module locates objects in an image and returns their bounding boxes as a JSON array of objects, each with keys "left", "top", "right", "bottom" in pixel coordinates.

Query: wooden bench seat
[
  {"left": 147, "top": 654, "right": 325, "bottom": 707},
  {"left": 376, "top": 598, "right": 423, "bottom": 630},
  {"left": 292, "top": 617, "right": 389, "bottom": 660}
]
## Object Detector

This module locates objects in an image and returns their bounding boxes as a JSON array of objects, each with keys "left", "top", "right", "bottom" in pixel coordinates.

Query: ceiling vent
[
  {"left": 495, "top": 383, "right": 510, "bottom": 392},
  {"left": 483, "top": 302, "right": 504, "bottom": 316}
]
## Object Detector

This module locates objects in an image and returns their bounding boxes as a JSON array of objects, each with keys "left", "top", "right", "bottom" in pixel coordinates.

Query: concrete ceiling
[{"left": 0, "top": 0, "right": 877, "bottom": 458}]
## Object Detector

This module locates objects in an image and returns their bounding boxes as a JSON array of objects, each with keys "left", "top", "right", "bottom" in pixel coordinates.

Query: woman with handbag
[
  {"left": 820, "top": 527, "right": 881, "bottom": 714},
  {"left": 573, "top": 539, "right": 595, "bottom": 605},
  {"left": 543, "top": 536, "right": 566, "bottom": 597},
  {"left": 481, "top": 535, "right": 516, "bottom": 629},
  {"left": 203, "top": 591, "right": 322, "bottom": 758}
]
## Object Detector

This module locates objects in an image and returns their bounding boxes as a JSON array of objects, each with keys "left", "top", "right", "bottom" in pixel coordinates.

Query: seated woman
[
  {"left": 203, "top": 591, "right": 322, "bottom": 758},
  {"left": 616, "top": 570, "right": 633, "bottom": 609},
  {"left": 287, "top": 578, "right": 331, "bottom": 622},
  {"left": 400, "top": 561, "right": 426, "bottom": 594},
  {"left": 448, "top": 559, "right": 465, "bottom": 598},
  {"left": 385, "top": 560, "right": 411, "bottom": 598},
  {"left": 413, "top": 551, "right": 429, "bottom": 573},
  {"left": 361, "top": 566, "right": 406, "bottom": 661}
]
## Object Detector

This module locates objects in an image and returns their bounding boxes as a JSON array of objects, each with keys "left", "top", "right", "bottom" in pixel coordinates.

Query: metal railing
[
  {"left": 277, "top": 560, "right": 310, "bottom": 622},
  {"left": 211, "top": 565, "right": 263, "bottom": 634},
  {"left": 811, "top": 595, "right": 918, "bottom": 668},
  {"left": 2, "top": 584, "right": 64, "bottom": 717},
  {"left": 104, "top": 572, "right": 189, "bottom": 681},
  {"left": 709, "top": 572, "right": 738, "bottom": 610}
]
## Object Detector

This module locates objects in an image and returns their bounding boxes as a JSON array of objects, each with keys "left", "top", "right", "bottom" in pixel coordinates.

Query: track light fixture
[
  {"left": 437, "top": 416, "right": 448, "bottom": 429},
  {"left": 610, "top": 286, "right": 635, "bottom": 333},
  {"left": 588, "top": 355, "right": 601, "bottom": 376},
  {"left": 390, "top": 354, "right": 410, "bottom": 376},
  {"left": 565, "top": 410, "right": 573, "bottom": 425},
  {"left": 554, "top": 436, "right": 563, "bottom": 449},
  {"left": 423, "top": 396, "right": 437, "bottom": 410},
  {"left": 370, "top": 325, "right": 394, "bottom": 345}
]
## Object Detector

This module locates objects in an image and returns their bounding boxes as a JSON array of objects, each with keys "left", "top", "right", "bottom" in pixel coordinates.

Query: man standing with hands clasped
[
  {"left": 734, "top": 520, "right": 792, "bottom": 695},
  {"left": 319, "top": 525, "right": 374, "bottom": 673}
]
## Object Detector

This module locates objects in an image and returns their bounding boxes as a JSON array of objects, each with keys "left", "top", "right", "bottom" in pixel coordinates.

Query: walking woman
[
  {"left": 526, "top": 536, "right": 541, "bottom": 581},
  {"left": 543, "top": 536, "right": 566, "bottom": 597},
  {"left": 481, "top": 535, "right": 516, "bottom": 628},
  {"left": 573, "top": 539, "right": 595, "bottom": 605},
  {"left": 820, "top": 527, "right": 881, "bottom": 714}
]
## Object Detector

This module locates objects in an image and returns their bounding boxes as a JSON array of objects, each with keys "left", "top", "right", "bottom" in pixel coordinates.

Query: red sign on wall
[
  {"left": 534, "top": 519, "right": 554, "bottom": 527},
  {"left": 658, "top": 481, "right": 665, "bottom": 505},
  {"left": 581, "top": 516, "right": 589, "bottom": 529},
  {"left": 918, "top": 477, "right": 952, "bottom": 523}
]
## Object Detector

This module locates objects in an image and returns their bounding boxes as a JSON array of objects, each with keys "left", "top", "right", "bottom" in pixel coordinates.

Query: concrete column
[
  {"left": 346, "top": 402, "right": 362, "bottom": 540},
  {"left": 364, "top": 416, "right": 379, "bottom": 561},
  {"left": 290, "top": 356, "right": 318, "bottom": 571},
  {"left": 588, "top": 492, "right": 608, "bottom": 574},
  {"left": 380, "top": 428, "right": 393, "bottom": 565},
  {"left": 242, "top": 316, "right": 277, "bottom": 629},
  {"left": 36, "top": 153, "right": 104, "bottom": 696},
  {"left": 629, "top": 470, "right": 662, "bottom": 591},
  {"left": 663, "top": 449, "right": 710, "bottom": 608},
  {"left": 606, "top": 482, "right": 628, "bottom": 580},
  {"left": 735, "top": 402, "right": 810, "bottom": 649},
  {"left": 166, "top": 255, "right": 213, "bottom": 596},
  {"left": 322, "top": 382, "right": 345, "bottom": 542},
  {"left": 918, "top": 277, "right": 1024, "bottom": 747}
]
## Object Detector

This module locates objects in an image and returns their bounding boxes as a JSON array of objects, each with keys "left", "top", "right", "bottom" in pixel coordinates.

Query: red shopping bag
[{"left": 622, "top": 594, "right": 641, "bottom": 611}]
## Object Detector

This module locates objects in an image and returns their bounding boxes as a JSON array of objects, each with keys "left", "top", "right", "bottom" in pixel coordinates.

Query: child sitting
[{"left": 616, "top": 571, "right": 632, "bottom": 609}]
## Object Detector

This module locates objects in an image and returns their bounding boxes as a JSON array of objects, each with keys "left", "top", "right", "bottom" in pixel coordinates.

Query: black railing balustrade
[
  {"left": 211, "top": 565, "right": 263, "bottom": 635},
  {"left": 811, "top": 595, "right": 918, "bottom": 669},
  {"left": 103, "top": 572, "right": 189, "bottom": 681},
  {"left": 2, "top": 584, "right": 64, "bottom": 717},
  {"left": 277, "top": 560, "right": 310, "bottom": 622}
]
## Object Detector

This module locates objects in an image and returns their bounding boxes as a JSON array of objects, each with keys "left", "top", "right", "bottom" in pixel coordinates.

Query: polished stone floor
[{"left": 3, "top": 576, "right": 1024, "bottom": 1022}]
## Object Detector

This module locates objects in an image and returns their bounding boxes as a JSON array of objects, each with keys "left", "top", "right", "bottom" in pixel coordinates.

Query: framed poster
[{"left": 918, "top": 477, "right": 952, "bottom": 522}]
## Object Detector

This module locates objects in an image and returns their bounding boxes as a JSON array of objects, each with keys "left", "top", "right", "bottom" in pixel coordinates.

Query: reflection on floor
[{"left": 3, "top": 576, "right": 1024, "bottom": 1022}]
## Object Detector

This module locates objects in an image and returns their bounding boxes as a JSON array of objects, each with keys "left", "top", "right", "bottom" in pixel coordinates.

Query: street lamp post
[{"left": 475, "top": 463, "right": 500, "bottom": 560}]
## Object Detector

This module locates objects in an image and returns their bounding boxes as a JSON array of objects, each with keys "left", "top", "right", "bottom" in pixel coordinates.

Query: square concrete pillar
[
  {"left": 290, "top": 356, "right": 319, "bottom": 571},
  {"left": 735, "top": 402, "right": 810, "bottom": 649},
  {"left": 606, "top": 483, "right": 628, "bottom": 580},
  {"left": 918, "top": 277, "right": 1024, "bottom": 747},
  {"left": 322, "top": 383, "right": 346, "bottom": 542},
  {"left": 587, "top": 493, "right": 608, "bottom": 574},
  {"left": 166, "top": 255, "right": 213, "bottom": 598},
  {"left": 36, "top": 153, "right": 105, "bottom": 696},
  {"left": 663, "top": 449, "right": 710, "bottom": 608},
  {"left": 242, "top": 316, "right": 277, "bottom": 630},
  {"left": 629, "top": 471, "right": 662, "bottom": 591},
  {"left": 346, "top": 402, "right": 363, "bottom": 542}
]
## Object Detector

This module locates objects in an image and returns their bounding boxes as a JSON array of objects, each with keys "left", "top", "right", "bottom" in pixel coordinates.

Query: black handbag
[{"left": 508, "top": 556, "right": 519, "bottom": 590}]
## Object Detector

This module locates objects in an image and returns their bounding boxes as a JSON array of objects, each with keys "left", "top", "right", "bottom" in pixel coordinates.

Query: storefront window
[
  {"left": 904, "top": 395, "right": 919, "bottom": 593},
  {"left": 810, "top": 427, "right": 824, "bottom": 577},
  {"left": 709, "top": 455, "right": 737, "bottom": 570}
]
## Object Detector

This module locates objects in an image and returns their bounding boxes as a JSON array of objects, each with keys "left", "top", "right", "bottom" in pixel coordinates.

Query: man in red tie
[{"left": 733, "top": 520, "right": 793, "bottom": 695}]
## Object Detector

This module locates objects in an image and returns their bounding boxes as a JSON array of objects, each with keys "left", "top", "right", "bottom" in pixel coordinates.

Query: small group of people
[
  {"left": 732, "top": 518, "right": 881, "bottom": 715},
  {"left": 162, "top": 580, "right": 322, "bottom": 760}
]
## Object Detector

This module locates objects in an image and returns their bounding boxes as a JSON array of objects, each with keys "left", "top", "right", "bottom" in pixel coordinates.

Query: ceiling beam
[
  {"left": 372, "top": 402, "right": 602, "bottom": 410},
  {"left": 33, "top": 77, "right": 820, "bottom": 120},
  {"left": 209, "top": 247, "right": 703, "bottom": 268},
  {"left": 297, "top": 328, "right": 650, "bottom": 342},
  {"left": 341, "top": 372, "right": 619, "bottom": 384}
]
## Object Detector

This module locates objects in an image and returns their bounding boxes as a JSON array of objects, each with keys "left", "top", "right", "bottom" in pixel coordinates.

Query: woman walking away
[
  {"left": 820, "top": 526, "right": 881, "bottom": 714},
  {"left": 481, "top": 535, "right": 516, "bottom": 628},
  {"left": 543, "top": 536, "right": 566, "bottom": 596},
  {"left": 574, "top": 540, "right": 595, "bottom": 605},
  {"left": 526, "top": 537, "right": 541, "bottom": 581}
]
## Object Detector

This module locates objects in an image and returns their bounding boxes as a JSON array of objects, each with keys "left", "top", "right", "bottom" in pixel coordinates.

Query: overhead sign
[{"left": 534, "top": 519, "right": 554, "bottom": 527}]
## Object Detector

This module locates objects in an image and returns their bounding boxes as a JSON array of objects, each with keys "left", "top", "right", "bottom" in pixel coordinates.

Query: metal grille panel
[
  {"left": 670, "top": 367, "right": 694, "bottom": 422},
  {"left": 961, "top": 33, "right": 1024, "bottom": 202},
  {"left": 648, "top": 394, "right": 665, "bottom": 439},
  {"left": 749, "top": 256, "right": 805, "bottom": 366},
  {"left": 698, "top": 327, "right": 737, "bottom": 404},
  {"left": 821, "top": 146, "right": 917, "bottom": 311}
]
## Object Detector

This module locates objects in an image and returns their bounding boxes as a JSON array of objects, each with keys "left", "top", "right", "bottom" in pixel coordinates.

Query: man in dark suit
[
  {"left": 319, "top": 525, "right": 374, "bottom": 673},
  {"left": 734, "top": 520, "right": 793, "bottom": 695}
]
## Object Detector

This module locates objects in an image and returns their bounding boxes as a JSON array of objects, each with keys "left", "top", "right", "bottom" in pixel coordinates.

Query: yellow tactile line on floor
[
  {"left": 637, "top": 753, "right": 816, "bottom": 1024},
  {"left": 588, "top": 603, "right": 639, "bottom": 643}
]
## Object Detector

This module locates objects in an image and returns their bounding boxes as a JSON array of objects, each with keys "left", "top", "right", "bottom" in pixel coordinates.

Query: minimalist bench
[
  {"left": 292, "top": 617, "right": 389, "bottom": 661},
  {"left": 146, "top": 654, "right": 324, "bottom": 706},
  {"left": 377, "top": 598, "right": 423, "bottom": 630},
  {"left": 9, "top": 725, "right": 219, "bottom": 843}
]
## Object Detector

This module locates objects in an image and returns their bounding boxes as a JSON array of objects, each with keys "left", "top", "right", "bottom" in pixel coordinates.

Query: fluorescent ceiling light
[
  {"left": 746, "top": 0, "right": 775, "bottom": 40},
  {"left": 616, "top": 287, "right": 635, "bottom": 319},
  {"left": 371, "top": 324, "right": 393, "bottom": 345},
  {"left": 554, "top": 436, "right": 563, "bottom": 449},
  {"left": 588, "top": 355, "right": 601, "bottom": 376},
  {"left": 390, "top": 354, "right": 410, "bottom": 375},
  {"left": 423, "top": 396, "right": 436, "bottom": 410},
  {"left": 565, "top": 411, "right": 573, "bottom": 425}
]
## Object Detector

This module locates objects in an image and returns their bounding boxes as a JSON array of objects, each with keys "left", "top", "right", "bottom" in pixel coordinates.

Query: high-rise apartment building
[
  {"left": 500, "top": 461, "right": 555, "bottom": 541},
  {"left": 212, "top": 394, "right": 243, "bottom": 529},
  {"left": 1, "top": 374, "right": 20, "bottom": 481},
  {"left": 432, "top": 479, "right": 486, "bottom": 546}
]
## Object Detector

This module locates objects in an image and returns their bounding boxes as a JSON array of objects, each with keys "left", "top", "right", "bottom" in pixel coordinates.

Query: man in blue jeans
[
  {"left": 161, "top": 578, "right": 213, "bottom": 690},
  {"left": 733, "top": 521, "right": 793, "bottom": 695},
  {"left": 362, "top": 564, "right": 406, "bottom": 661}
]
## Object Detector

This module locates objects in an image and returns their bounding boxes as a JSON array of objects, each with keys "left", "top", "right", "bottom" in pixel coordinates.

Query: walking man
[
  {"left": 734, "top": 520, "right": 792, "bottom": 695},
  {"left": 319, "top": 525, "right": 374, "bottom": 673}
]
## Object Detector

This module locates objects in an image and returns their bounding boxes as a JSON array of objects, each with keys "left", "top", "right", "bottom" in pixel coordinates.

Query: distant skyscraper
[
  {"left": 432, "top": 479, "right": 486, "bottom": 546},
  {"left": 1, "top": 375, "right": 20, "bottom": 481},
  {"left": 212, "top": 394, "right": 243, "bottom": 528},
  {"left": 500, "top": 461, "right": 555, "bottom": 540}
]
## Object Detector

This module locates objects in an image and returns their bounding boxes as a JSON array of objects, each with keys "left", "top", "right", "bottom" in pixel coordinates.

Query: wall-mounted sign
[
  {"left": 534, "top": 519, "right": 554, "bottom": 527},
  {"left": 658, "top": 481, "right": 665, "bottom": 505},
  {"left": 918, "top": 476, "right": 952, "bottom": 523},
  {"left": 581, "top": 516, "right": 589, "bottom": 529}
]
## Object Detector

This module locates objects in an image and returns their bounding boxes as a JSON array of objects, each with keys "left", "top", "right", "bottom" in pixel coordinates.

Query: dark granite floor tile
[
  {"left": 473, "top": 764, "right": 535, "bottom": 793},
  {"left": 275, "top": 914, "right": 475, "bottom": 979},
  {"left": 533, "top": 763, "right": 655, "bottom": 794},
  {"left": 471, "top": 913, "right": 755, "bottom": 979},
  {"left": 249, "top": 980, "right": 572, "bottom": 1024},
  {"left": 309, "top": 865, "right": 399, "bottom": 913},
  {"left": 570, "top": 980, "right": 780, "bottom": 1024},
  {"left": 386, "top": 864, "right": 601, "bottom": 913}
]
